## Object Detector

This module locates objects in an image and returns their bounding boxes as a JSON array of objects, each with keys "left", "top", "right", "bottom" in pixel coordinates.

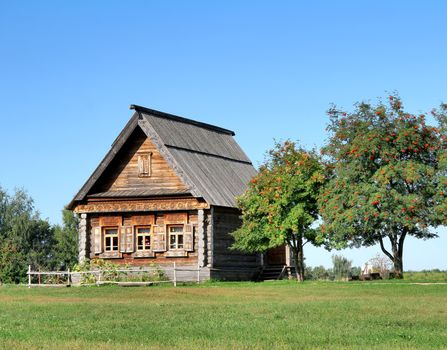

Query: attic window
[{"left": 137, "top": 153, "right": 151, "bottom": 177}]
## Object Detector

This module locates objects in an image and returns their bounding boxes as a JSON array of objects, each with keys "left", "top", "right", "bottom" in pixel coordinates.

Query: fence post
[
  {"left": 28, "top": 265, "right": 31, "bottom": 288},
  {"left": 173, "top": 262, "right": 177, "bottom": 287},
  {"left": 67, "top": 268, "right": 71, "bottom": 287}
]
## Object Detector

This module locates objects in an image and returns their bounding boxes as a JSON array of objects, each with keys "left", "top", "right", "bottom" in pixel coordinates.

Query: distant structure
[
  {"left": 362, "top": 262, "right": 372, "bottom": 275},
  {"left": 67, "top": 105, "right": 266, "bottom": 280}
]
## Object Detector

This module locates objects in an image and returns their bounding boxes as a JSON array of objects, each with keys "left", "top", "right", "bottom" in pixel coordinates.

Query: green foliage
[
  {"left": 305, "top": 265, "right": 333, "bottom": 280},
  {"left": 318, "top": 94, "right": 446, "bottom": 277},
  {"left": 72, "top": 259, "right": 168, "bottom": 284},
  {"left": 27, "top": 219, "right": 56, "bottom": 270},
  {"left": 0, "top": 187, "right": 55, "bottom": 283},
  {"left": 350, "top": 266, "right": 361, "bottom": 277},
  {"left": 332, "top": 254, "right": 352, "bottom": 280},
  {"left": 431, "top": 103, "right": 447, "bottom": 223},
  {"left": 232, "top": 141, "right": 326, "bottom": 280},
  {"left": 0, "top": 187, "right": 79, "bottom": 283},
  {"left": 0, "top": 241, "right": 26, "bottom": 284},
  {"left": 52, "top": 210, "right": 79, "bottom": 270},
  {"left": 305, "top": 264, "right": 361, "bottom": 280},
  {"left": 233, "top": 141, "right": 325, "bottom": 251}
]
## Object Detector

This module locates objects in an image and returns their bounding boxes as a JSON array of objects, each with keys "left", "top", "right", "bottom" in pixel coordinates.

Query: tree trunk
[
  {"left": 296, "top": 246, "right": 304, "bottom": 282},
  {"left": 379, "top": 232, "right": 406, "bottom": 279},
  {"left": 393, "top": 236, "right": 405, "bottom": 279},
  {"left": 392, "top": 254, "right": 403, "bottom": 279},
  {"left": 291, "top": 235, "right": 304, "bottom": 282}
]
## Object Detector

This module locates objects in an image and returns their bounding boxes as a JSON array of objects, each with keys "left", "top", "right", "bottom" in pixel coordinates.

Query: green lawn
[
  {"left": 402, "top": 271, "right": 447, "bottom": 282},
  {"left": 0, "top": 281, "right": 446, "bottom": 349}
]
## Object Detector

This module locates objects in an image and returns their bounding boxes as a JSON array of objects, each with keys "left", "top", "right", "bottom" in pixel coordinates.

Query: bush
[{"left": 72, "top": 259, "right": 168, "bottom": 284}]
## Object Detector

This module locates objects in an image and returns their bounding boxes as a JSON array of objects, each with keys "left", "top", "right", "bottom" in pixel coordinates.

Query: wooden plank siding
[{"left": 92, "top": 128, "right": 188, "bottom": 194}]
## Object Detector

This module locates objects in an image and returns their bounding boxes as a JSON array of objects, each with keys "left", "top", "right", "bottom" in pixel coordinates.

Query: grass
[
  {"left": 0, "top": 281, "right": 446, "bottom": 349},
  {"left": 402, "top": 270, "right": 447, "bottom": 282}
]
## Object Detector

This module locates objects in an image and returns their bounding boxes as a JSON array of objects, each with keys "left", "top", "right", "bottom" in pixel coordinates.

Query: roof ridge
[
  {"left": 164, "top": 144, "right": 253, "bottom": 165},
  {"left": 130, "top": 104, "right": 235, "bottom": 136}
]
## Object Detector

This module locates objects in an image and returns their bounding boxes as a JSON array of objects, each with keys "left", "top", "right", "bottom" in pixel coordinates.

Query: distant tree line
[
  {"left": 305, "top": 255, "right": 361, "bottom": 281},
  {"left": 0, "top": 186, "right": 78, "bottom": 284}
]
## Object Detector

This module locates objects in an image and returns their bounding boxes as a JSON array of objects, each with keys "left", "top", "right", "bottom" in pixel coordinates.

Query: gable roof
[{"left": 68, "top": 105, "right": 257, "bottom": 209}]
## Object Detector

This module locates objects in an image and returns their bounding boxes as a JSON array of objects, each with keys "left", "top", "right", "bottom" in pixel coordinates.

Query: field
[
  {"left": 402, "top": 270, "right": 447, "bottom": 282},
  {"left": 0, "top": 281, "right": 446, "bottom": 349}
]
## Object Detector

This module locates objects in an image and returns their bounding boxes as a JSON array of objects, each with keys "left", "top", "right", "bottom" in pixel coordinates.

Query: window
[
  {"left": 137, "top": 153, "right": 151, "bottom": 177},
  {"left": 168, "top": 225, "right": 184, "bottom": 250},
  {"left": 136, "top": 226, "right": 151, "bottom": 251},
  {"left": 104, "top": 228, "right": 119, "bottom": 251}
]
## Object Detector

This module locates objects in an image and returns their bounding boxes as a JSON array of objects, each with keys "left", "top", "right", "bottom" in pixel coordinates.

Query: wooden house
[{"left": 67, "top": 105, "right": 264, "bottom": 280}]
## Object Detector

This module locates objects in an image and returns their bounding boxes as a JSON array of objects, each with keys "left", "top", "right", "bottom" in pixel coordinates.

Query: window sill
[
  {"left": 132, "top": 251, "right": 156, "bottom": 258},
  {"left": 99, "top": 252, "right": 122, "bottom": 259},
  {"left": 166, "top": 250, "right": 188, "bottom": 258}
]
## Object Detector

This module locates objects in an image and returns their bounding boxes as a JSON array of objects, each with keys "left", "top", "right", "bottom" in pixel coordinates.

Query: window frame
[
  {"left": 168, "top": 225, "right": 184, "bottom": 250},
  {"left": 137, "top": 152, "right": 152, "bottom": 177},
  {"left": 103, "top": 227, "right": 119, "bottom": 252},
  {"left": 135, "top": 225, "right": 152, "bottom": 251}
]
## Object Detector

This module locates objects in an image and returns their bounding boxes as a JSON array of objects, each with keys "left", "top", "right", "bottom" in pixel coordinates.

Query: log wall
[
  {"left": 81, "top": 206, "right": 261, "bottom": 280},
  {"left": 86, "top": 210, "right": 199, "bottom": 266},
  {"left": 209, "top": 206, "right": 261, "bottom": 280}
]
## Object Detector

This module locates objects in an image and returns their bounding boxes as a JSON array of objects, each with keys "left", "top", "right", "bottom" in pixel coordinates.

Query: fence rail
[{"left": 27, "top": 262, "right": 201, "bottom": 288}]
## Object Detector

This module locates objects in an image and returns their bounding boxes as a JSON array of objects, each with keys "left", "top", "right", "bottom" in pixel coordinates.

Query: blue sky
[{"left": 1, "top": 1, "right": 446, "bottom": 270}]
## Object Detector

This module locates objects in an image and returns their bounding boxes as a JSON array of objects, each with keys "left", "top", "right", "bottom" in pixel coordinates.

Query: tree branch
[
  {"left": 286, "top": 237, "right": 296, "bottom": 250},
  {"left": 379, "top": 236, "right": 394, "bottom": 261}
]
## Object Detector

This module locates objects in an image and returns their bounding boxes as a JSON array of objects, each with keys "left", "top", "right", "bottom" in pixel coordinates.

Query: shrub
[{"left": 72, "top": 259, "right": 168, "bottom": 284}]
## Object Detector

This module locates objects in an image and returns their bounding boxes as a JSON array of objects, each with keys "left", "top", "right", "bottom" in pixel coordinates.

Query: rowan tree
[
  {"left": 318, "top": 94, "right": 446, "bottom": 278},
  {"left": 232, "top": 141, "right": 325, "bottom": 281},
  {"left": 431, "top": 103, "right": 447, "bottom": 223}
]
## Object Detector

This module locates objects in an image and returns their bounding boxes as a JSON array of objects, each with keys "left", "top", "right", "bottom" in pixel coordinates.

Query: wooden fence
[{"left": 27, "top": 263, "right": 201, "bottom": 288}]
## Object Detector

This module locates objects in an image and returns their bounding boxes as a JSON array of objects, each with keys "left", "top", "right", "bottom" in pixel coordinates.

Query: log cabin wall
[
  {"left": 209, "top": 206, "right": 261, "bottom": 281},
  {"left": 86, "top": 210, "right": 202, "bottom": 266}
]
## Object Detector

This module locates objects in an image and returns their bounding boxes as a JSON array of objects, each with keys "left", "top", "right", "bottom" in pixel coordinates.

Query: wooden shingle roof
[{"left": 68, "top": 105, "right": 257, "bottom": 209}]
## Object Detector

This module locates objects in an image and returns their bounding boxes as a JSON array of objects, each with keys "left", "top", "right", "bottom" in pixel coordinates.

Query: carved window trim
[
  {"left": 103, "top": 227, "right": 119, "bottom": 252},
  {"left": 168, "top": 225, "right": 184, "bottom": 250},
  {"left": 136, "top": 226, "right": 152, "bottom": 251},
  {"left": 137, "top": 152, "right": 152, "bottom": 177}
]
